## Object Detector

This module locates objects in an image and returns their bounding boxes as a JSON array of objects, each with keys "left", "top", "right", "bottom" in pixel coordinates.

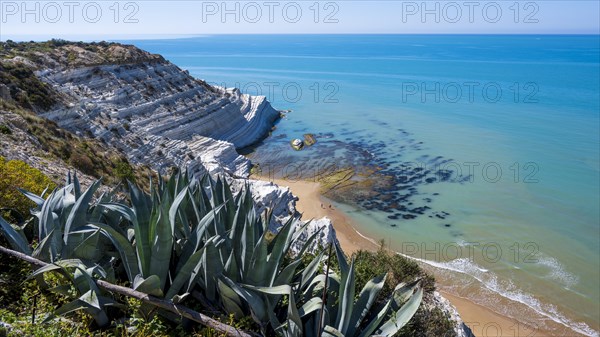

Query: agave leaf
[
  {"left": 391, "top": 280, "right": 421, "bottom": 304},
  {"left": 58, "top": 186, "right": 76, "bottom": 215},
  {"left": 72, "top": 265, "right": 100, "bottom": 295},
  {"left": 34, "top": 224, "right": 63, "bottom": 262},
  {"left": 300, "top": 250, "right": 325, "bottom": 290},
  {"left": 99, "top": 203, "right": 134, "bottom": 222},
  {"left": 46, "top": 289, "right": 109, "bottom": 327},
  {"left": 302, "top": 274, "right": 328, "bottom": 301},
  {"left": 37, "top": 189, "right": 59, "bottom": 243},
  {"left": 224, "top": 249, "right": 240, "bottom": 282},
  {"left": 357, "top": 281, "right": 422, "bottom": 337},
  {"left": 217, "top": 278, "right": 246, "bottom": 318},
  {"left": 274, "top": 258, "right": 303, "bottom": 286},
  {"left": 303, "top": 310, "right": 321, "bottom": 337},
  {"left": 17, "top": 188, "right": 45, "bottom": 208},
  {"left": 322, "top": 325, "right": 344, "bottom": 337},
  {"left": 0, "top": 216, "right": 32, "bottom": 254},
  {"left": 28, "top": 259, "right": 89, "bottom": 296},
  {"left": 89, "top": 222, "right": 140, "bottom": 282},
  {"left": 356, "top": 300, "right": 392, "bottom": 337},
  {"left": 133, "top": 275, "right": 163, "bottom": 297},
  {"left": 230, "top": 197, "right": 246, "bottom": 270},
  {"left": 43, "top": 298, "right": 87, "bottom": 323},
  {"left": 265, "top": 217, "right": 296, "bottom": 285},
  {"left": 239, "top": 208, "right": 256, "bottom": 274},
  {"left": 333, "top": 239, "right": 348, "bottom": 276},
  {"left": 63, "top": 179, "right": 101, "bottom": 245},
  {"left": 200, "top": 237, "right": 225, "bottom": 302},
  {"left": 335, "top": 258, "right": 356, "bottom": 333},
  {"left": 72, "top": 229, "right": 101, "bottom": 261},
  {"left": 221, "top": 276, "right": 267, "bottom": 323},
  {"left": 48, "top": 283, "right": 72, "bottom": 296},
  {"left": 223, "top": 179, "right": 237, "bottom": 228},
  {"left": 186, "top": 187, "right": 204, "bottom": 225},
  {"left": 32, "top": 228, "right": 55, "bottom": 261},
  {"left": 248, "top": 233, "right": 269, "bottom": 286},
  {"left": 347, "top": 273, "right": 387, "bottom": 336},
  {"left": 148, "top": 202, "right": 174, "bottom": 291},
  {"left": 88, "top": 192, "right": 112, "bottom": 224},
  {"left": 86, "top": 264, "right": 107, "bottom": 280},
  {"left": 176, "top": 204, "right": 224, "bottom": 273},
  {"left": 40, "top": 185, "right": 50, "bottom": 199},
  {"left": 242, "top": 284, "right": 291, "bottom": 295},
  {"left": 169, "top": 186, "right": 191, "bottom": 239},
  {"left": 291, "top": 219, "right": 311, "bottom": 243},
  {"left": 287, "top": 288, "right": 303, "bottom": 336},
  {"left": 299, "top": 297, "right": 323, "bottom": 318},
  {"left": 73, "top": 172, "right": 82, "bottom": 199},
  {"left": 127, "top": 182, "right": 153, "bottom": 275},
  {"left": 28, "top": 262, "right": 64, "bottom": 279},
  {"left": 166, "top": 238, "right": 217, "bottom": 300},
  {"left": 374, "top": 286, "right": 423, "bottom": 336},
  {"left": 244, "top": 283, "right": 302, "bottom": 333},
  {"left": 79, "top": 289, "right": 101, "bottom": 310}
]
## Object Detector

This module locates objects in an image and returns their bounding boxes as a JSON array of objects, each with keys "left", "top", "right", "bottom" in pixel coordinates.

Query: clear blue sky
[{"left": 1, "top": 1, "right": 599, "bottom": 40}]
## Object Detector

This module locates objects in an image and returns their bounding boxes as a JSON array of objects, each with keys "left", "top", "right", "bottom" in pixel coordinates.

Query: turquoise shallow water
[{"left": 125, "top": 35, "right": 600, "bottom": 336}]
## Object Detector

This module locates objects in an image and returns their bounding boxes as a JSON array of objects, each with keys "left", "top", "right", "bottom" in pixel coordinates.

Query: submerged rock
[
  {"left": 290, "top": 138, "right": 304, "bottom": 150},
  {"left": 303, "top": 133, "right": 317, "bottom": 146}
]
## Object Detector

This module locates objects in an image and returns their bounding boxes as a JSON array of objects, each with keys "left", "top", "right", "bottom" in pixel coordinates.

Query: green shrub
[
  {"left": 0, "top": 124, "right": 11, "bottom": 135},
  {"left": 397, "top": 305, "right": 456, "bottom": 337},
  {"left": 114, "top": 159, "right": 135, "bottom": 183},
  {"left": 352, "top": 247, "right": 435, "bottom": 300},
  {"left": 0, "top": 62, "right": 57, "bottom": 111},
  {"left": 0, "top": 156, "right": 56, "bottom": 220},
  {"left": 68, "top": 152, "right": 95, "bottom": 176}
]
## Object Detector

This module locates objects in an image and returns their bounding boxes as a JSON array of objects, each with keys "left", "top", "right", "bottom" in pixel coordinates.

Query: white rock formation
[
  {"left": 291, "top": 217, "right": 337, "bottom": 255},
  {"left": 35, "top": 61, "right": 280, "bottom": 178}
]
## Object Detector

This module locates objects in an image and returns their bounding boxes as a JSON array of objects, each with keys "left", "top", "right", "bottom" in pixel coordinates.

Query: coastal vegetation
[
  {"left": 0, "top": 156, "right": 56, "bottom": 221},
  {"left": 0, "top": 99, "right": 154, "bottom": 189},
  {"left": 0, "top": 168, "right": 454, "bottom": 337}
]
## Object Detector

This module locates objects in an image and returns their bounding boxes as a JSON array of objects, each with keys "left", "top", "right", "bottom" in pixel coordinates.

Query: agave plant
[
  {"left": 0, "top": 168, "right": 423, "bottom": 336},
  {"left": 81, "top": 171, "right": 215, "bottom": 298},
  {"left": 28, "top": 259, "right": 120, "bottom": 327},
  {"left": 14, "top": 173, "right": 116, "bottom": 264},
  {"left": 242, "top": 240, "right": 423, "bottom": 337},
  {"left": 92, "top": 171, "right": 323, "bottom": 328}
]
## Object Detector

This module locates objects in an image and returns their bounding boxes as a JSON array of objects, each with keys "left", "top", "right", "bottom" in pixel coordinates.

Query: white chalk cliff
[
  {"left": 35, "top": 54, "right": 279, "bottom": 177},
  {"left": 18, "top": 44, "right": 332, "bottom": 241}
]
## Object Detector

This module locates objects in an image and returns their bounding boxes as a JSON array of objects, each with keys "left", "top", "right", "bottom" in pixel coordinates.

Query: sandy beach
[{"left": 253, "top": 175, "right": 553, "bottom": 337}]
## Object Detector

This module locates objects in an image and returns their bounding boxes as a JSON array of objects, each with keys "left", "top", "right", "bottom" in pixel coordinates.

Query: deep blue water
[{"left": 124, "top": 35, "right": 600, "bottom": 336}]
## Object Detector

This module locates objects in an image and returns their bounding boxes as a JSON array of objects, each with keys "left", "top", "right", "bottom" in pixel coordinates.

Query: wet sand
[{"left": 253, "top": 175, "right": 553, "bottom": 337}]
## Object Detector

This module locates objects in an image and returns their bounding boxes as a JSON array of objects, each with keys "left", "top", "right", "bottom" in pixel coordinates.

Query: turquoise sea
[{"left": 126, "top": 35, "right": 600, "bottom": 336}]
